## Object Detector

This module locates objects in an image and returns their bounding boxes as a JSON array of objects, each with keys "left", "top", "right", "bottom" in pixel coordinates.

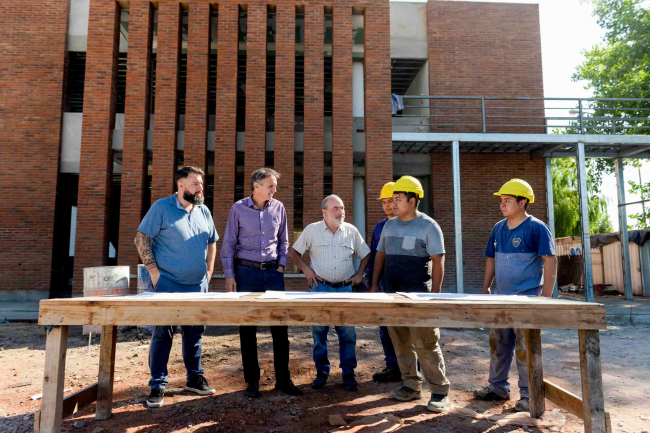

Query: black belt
[
  {"left": 320, "top": 278, "right": 351, "bottom": 288},
  {"left": 236, "top": 259, "right": 278, "bottom": 270}
]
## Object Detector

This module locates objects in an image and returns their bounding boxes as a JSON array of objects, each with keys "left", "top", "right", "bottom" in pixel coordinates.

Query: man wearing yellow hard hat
[
  {"left": 370, "top": 176, "right": 451, "bottom": 413},
  {"left": 364, "top": 182, "right": 401, "bottom": 383},
  {"left": 473, "top": 179, "right": 557, "bottom": 412}
]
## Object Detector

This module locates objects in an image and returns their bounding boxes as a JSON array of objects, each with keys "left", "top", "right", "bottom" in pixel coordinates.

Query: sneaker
[
  {"left": 244, "top": 382, "right": 260, "bottom": 398},
  {"left": 147, "top": 388, "right": 165, "bottom": 408},
  {"left": 390, "top": 386, "right": 422, "bottom": 402},
  {"left": 275, "top": 379, "right": 303, "bottom": 397},
  {"left": 185, "top": 375, "right": 216, "bottom": 395},
  {"left": 373, "top": 367, "right": 402, "bottom": 383},
  {"left": 473, "top": 386, "right": 510, "bottom": 401},
  {"left": 342, "top": 374, "right": 359, "bottom": 392},
  {"left": 514, "top": 397, "right": 530, "bottom": 412},
  {"left": 427, "top": 394, "right": 449, "bottom": 413},
  {"left": 311, "top": 373, "right": 328, "bottom": 390}
]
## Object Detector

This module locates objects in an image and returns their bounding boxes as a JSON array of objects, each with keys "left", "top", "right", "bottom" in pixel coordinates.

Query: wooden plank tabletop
[{"left": 38, "top": 293, "right": 607, "bottom": 330}]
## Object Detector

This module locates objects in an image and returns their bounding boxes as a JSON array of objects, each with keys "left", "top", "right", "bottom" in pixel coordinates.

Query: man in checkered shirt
[{"left": 290, "top": 195, "right": 371, "bottom": 392}]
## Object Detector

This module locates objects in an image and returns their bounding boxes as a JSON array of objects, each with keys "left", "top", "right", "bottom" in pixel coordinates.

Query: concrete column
[
  {"left": 363, "top": 3, "right": 393, "bottom": 239},
  {"left": 244, "top": 3, "right": 267, "bottom": 175},
  {"left": 184, "top": 2, "right": 211, "bottom": 171},
  {"left": 615, "top": 158, "right": 634, "bottom": 300},
  {"left": 150, "top": 2, "right": 182, "bottom": 203},
  {"left": 332, "top": 6, "right": 354, "bottom": 223},
  {"left": 212, "top": 4, "right": 239, "bottom": 274},
  {"left": 545, "top": 158, "right": 559, "bottom": 297},
  {"left": 303, "top": 4, "right": 325, "bottom": 223},
  {"left": 73, "top": 0, "right": 121, "bottom": 294},
  {"left": 576, "top": 142, "right": 594, "bottom": 302},
  {"left": 274, "top": 5, "right": 296, "bottom": 268},
  {"left": 118, "top": 1, "right": 154, "bottom": 280},
  {"left": 452, "top": 141, "right": 464, "bottom": 293}
]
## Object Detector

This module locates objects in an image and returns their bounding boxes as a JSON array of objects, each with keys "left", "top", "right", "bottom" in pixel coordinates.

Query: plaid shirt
[{"left": 292, "top": 220, "right": 370, "bottom": 283}]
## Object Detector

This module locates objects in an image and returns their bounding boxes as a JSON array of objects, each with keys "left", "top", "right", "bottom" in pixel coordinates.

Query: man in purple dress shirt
[{"left": 220, "top": 168, "right": 302, "bottom": 399}]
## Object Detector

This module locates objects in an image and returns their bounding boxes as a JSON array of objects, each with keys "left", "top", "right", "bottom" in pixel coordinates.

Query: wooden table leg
[
  {"left": 525, "top": 329, "right": 546, "bottom": 418},
  {"left": 96, "top": 325, "right": 117, "bottom": 420},
  {"left": 579, "top": 329, "right": 607, "bottom": 433},
  {"left": 39, "top": 326, "right": 68, "bottom": 433}
]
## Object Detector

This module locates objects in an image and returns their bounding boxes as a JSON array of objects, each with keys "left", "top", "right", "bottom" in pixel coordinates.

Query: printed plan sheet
[
  {"left": 257, "top": 291, "right": 394, "bottom": 301},
  {"left": 396, "top": 292, "right": 543, "bottom": 302},
  {"left": 135, "top": 292, "right": 251, "bottom": 299}
]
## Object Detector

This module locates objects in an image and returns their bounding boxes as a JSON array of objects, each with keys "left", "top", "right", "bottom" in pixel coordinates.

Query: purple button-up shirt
[{"left": 220, "top": 196, "right": 289, "bottom": 278}]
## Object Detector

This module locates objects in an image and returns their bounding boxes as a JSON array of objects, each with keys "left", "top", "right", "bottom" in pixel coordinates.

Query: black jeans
[{"left": 235, "top": 264, "right": 290, "bottom": 384}]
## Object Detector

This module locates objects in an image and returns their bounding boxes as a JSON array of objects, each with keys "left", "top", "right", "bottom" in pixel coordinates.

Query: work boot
[
  {"left": 372, "top": 367, "right": 402, "bottom": 383},
  {"left": 514, "top": 397, "right": 530, "bottom": 412},
  {"left": 391, "top": 386, "right": 422, "bottom": 402},
  {"left": 427, "top": 394, "right": 449, "bottom": 413},
  {"left": 473, "top": 386, "right": 510, "bottom": 401},
  {"left": 311, "top": 373, "right": 328, "bottom": 389},
  {"left": 244, "top": 382, "right": 260, "bottom": 398},
  {"left": 342, "top": 374, "right": 359, "bottom": 391},
  {"left": 185, "top": 375, "right": 216, "bottom": 395},
  {"left": 146, "top": 388, "right": 165, "bottom": 408},
  {"left": 275, "top": 379, "right": 303, "bottom": 397}
]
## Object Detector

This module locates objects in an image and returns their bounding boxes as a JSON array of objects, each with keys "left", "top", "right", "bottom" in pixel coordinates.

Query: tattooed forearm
[{"left": 134, "top": 231, "right": 158, "bottom": 270}]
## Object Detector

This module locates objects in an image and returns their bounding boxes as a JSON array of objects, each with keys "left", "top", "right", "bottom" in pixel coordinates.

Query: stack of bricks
[
  {"left": 73, "top": 0, "right": 121, "bottom": 294},
  {"left": 0, "top": 0, "right": 69, "bottom": 295},
  {"left": 118, "top": 1, "right": 154, "bottom": 284}
]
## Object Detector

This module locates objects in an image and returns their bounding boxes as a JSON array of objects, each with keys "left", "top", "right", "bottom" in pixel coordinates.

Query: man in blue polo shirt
[
  {"left": 473, "top": 179, "right": 557, "bottom": 412},
  {"left": 135, "top": 166, "right": 219, "bottom": 408}
]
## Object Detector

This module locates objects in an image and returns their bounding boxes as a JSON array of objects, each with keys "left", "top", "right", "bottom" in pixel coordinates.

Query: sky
[{"left": 392, "top": 0, "right": 648, "bottom": 231}]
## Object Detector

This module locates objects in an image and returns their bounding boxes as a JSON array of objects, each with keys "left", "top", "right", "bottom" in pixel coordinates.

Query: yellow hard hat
[
  {"left": 378, "top": 182, "right": 395, "bottom": 200},
  {"left": 494, "top": 179, "right": 535, "bottom": 204},
  {"left": 393, "top": 176, "right": 424, "bottom": 198}
]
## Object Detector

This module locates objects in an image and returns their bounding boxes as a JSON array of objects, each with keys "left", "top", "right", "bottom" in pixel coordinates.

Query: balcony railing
[{"left": 392, "top": 96, "right": 650, "bottom": 134}]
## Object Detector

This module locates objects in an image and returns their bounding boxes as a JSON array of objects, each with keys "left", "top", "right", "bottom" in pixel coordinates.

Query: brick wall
[
  {"left": 427, "top": 1, "right": 545, "bottom": 133},
  {"left": 118, "top": 1, "right": 154, "bottom": 275},
  {"left": 184, "top": 2, "right": 211, "bottom": 171},
  {"left": 0, "top": 0, "right": 69, "bottom": 295},
  {"left": 332, "top": 6, "right": 354, "bottom": 222},
  {"left": 151, "top": 1, "right": 182, "bottom": 203},
  {"left": 431, "top": 152, "right": 548, "bottom": 291},
  {"left": 364, "top": 3, "right": 394, "bottom": 238},
  {"left": 244, "top": 3, "right": 267, "bottom": 176},
  {"left": 212, "top": 4, "right": 239, "bottom": 274},
  {"left": 73, "top": 0, "right": 121, "bottom": 294}
]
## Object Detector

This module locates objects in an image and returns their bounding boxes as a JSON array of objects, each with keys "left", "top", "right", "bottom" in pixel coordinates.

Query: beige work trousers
[{"left": 387, "top": 326, "right": 450, "bottom": 395}]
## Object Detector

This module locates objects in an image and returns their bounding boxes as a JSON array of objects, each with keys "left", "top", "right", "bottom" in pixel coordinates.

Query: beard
[{"left": 183, "top": 190, "right": 204, "bottom": 205}]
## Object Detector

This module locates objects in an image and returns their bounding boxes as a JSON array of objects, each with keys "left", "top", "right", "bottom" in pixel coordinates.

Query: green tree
[{"left": 552, "top": 158, "right": 613, "bottom": 237}]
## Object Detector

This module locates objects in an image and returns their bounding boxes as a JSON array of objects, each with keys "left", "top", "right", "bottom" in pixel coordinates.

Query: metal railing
[{"left": 392, "top": 96, "right": 650, "bottom": 134}]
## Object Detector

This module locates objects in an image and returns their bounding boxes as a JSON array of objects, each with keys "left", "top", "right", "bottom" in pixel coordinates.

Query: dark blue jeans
[
  {"left": 310, "top": 281, "right": 357, "bottom": 377},
  {"left": 379, "top": 326, "right": 399, "bottom": 371},
  {"left": 235, "top": 264, "right": 290, "bottom": 384},
  {"left": 149, "top": 275, "right": 208, "bottom": 389}
]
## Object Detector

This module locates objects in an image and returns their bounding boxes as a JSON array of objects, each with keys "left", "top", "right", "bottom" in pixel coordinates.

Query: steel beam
[
  {"left": 615, "top": 158, "right": 634, "bottom": 300},
  {"left": 452, "top": 140, "right": 464, "bottom": 293},
  {"left": 576, "top": 142, "right": 595, "bottom": 302},
  {"left": 619, "top": 144, "right": 650, "bottom": 157},
  {"left": 545, "top": 158, "right": 559, "bottom": 298}
]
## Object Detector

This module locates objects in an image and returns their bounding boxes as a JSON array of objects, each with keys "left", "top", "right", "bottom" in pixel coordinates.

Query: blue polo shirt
[
  {"left": 484, "top": 216, "right": 555, "bottom": 295},
  {"left": 138, "top": 194, "right": 218, "bottom": 285}
]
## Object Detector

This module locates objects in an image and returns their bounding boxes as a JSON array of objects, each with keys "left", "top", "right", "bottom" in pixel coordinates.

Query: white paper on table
[
  {"left": 396, "top": 292, "right": 542, "bottom": 302},
  {"left": 135, "top": 292, "right": 251, "bottom": 299},
  {"left": 257, "top": 291, "right": 394, "bottom": 300}
]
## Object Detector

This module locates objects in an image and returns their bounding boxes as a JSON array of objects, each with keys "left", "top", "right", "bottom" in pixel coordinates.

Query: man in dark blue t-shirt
[{"left": 473, "top": 179, "right": 557, "bottom": 413}]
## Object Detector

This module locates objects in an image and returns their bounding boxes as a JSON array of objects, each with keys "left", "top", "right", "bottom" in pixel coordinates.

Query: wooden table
[{"left": 35, "top": 293, "right": 609, "bottom": 433}]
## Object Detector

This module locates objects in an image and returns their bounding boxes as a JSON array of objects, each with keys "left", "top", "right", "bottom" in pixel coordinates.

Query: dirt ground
[{"left": 1, "top": 322, "right": 649, "bottom": 433}]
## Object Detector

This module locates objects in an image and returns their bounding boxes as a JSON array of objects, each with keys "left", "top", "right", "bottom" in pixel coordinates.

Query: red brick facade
[
  {"left": 0, "top": 0, "right": 549, "bottom": 296},
  {"left": 0, "top": 0, "right": 69, "bottom": 295},
  {"left": 118, "top": 1, "right": 154, "bottom": 276},
  {"left": 73, "top": 0, "right": 121, "bottom": 294}
]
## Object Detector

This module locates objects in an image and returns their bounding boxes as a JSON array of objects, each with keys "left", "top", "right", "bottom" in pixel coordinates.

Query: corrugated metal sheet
[
  {"left": 641, "top": 242, "right": 650, "bottom": 297},
  {"left": 602, "top": 242, "right": 643, "bottom": 296}
]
